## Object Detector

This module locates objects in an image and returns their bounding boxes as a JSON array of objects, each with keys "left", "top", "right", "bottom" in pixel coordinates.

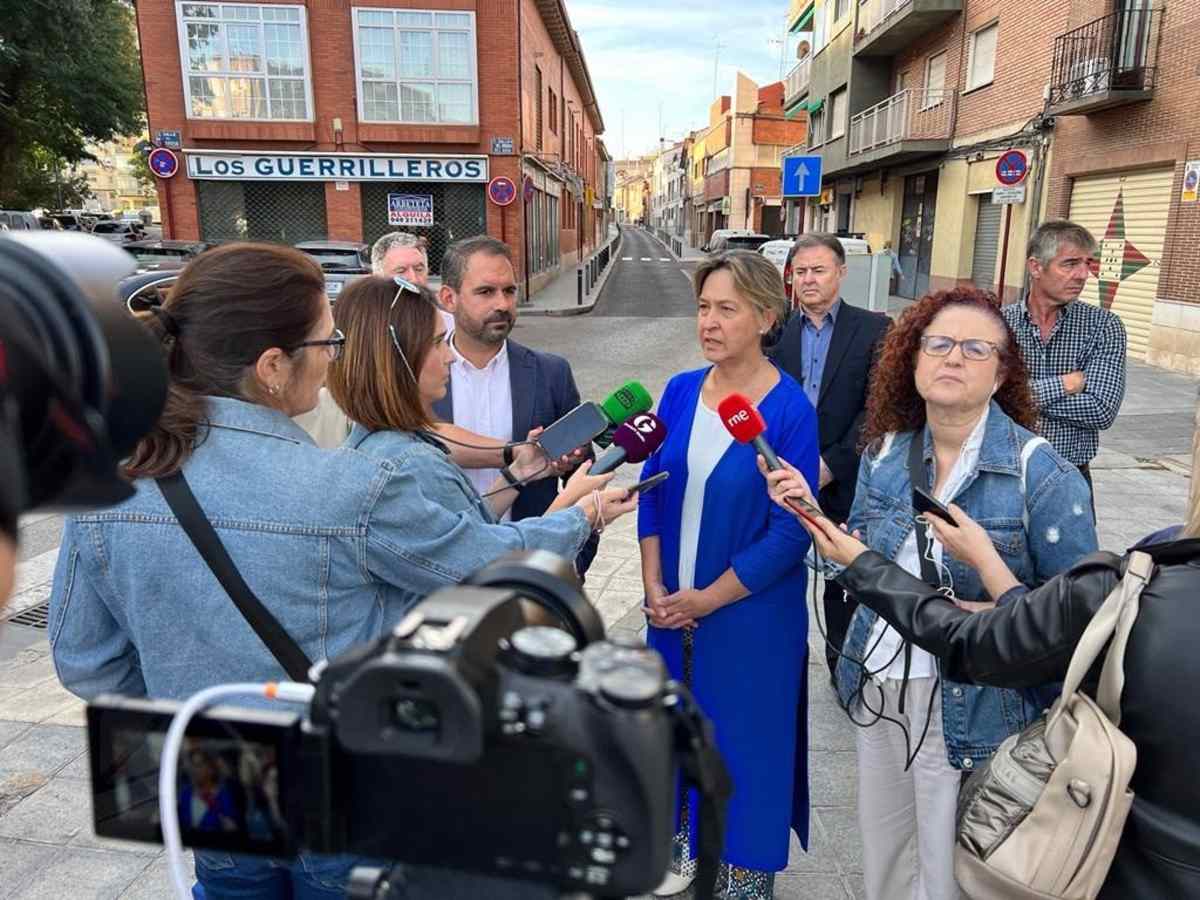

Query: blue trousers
[{"left": 193, "top": 851, "right": 357, "bottom": 900}]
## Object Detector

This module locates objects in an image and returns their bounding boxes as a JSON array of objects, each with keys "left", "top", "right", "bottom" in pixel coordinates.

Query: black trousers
[
  {"left": 819, "top": 577, "right": 858, "bottom": 681},
  {"left": 1078, "top": 462, "right": 1097, "bottom": 522}
]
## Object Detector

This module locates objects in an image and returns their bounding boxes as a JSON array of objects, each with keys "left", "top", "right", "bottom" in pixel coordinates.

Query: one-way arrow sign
[{"left": 783, "top": 154, "right": 822, "bottom": 198}]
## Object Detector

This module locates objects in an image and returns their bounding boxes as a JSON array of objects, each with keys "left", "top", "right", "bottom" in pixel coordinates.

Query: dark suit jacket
[
  {"left": 432, "top": 338, "right": 599, "bottom": 572},
  {"left": 773, "top": 300, "right": 891, "bottom": 522}
]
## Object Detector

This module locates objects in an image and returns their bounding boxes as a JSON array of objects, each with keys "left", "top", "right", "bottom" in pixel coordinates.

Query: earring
[{"left": 269, "top": 384, "right": 280, "bottom": 396}]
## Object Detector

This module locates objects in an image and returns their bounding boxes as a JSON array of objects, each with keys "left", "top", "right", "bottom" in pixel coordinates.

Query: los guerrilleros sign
[{"left": 186, "top": 152, "right": 488, "bottom": 183}]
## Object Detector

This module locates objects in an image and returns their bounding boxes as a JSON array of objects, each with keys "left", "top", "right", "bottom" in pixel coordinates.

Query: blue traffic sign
[
  {"left": 783, "top": 155, "right": 822, "bottom": 197},
  {"left": 148, "top": 148, "right": 179, "bottom": 179},
  {"left": 995, "top": 149, "right": 1028, "bottom": 186}
]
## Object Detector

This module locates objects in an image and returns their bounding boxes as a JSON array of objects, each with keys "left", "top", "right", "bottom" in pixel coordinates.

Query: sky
[{"left": 567, "top": 0, "right": 803, "bottom": 160}]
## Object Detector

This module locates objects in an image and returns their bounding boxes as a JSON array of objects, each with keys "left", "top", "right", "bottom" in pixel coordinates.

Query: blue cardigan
[{"left": 637, "top": 365, "right": 819, "bottom": 869}]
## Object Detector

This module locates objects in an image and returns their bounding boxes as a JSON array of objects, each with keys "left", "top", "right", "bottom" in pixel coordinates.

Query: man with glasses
[
  {"left": 1002, "top": 220, "right": 1127, "bottom": 510},
  {"left": 773, "top": 233, "right": 891, "bottom": 684}
]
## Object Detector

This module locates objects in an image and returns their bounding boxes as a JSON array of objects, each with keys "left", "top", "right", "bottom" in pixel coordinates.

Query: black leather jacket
[{"left": 839, "top": 538, "right": 1200, "bottom": 899}]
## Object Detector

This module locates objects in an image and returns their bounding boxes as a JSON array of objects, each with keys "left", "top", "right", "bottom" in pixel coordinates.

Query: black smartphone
[
  {"left": 629, "top": 471, "right": 669, "bottom": 494},
  {"left": 536, "top": 402, "right": 609, "bottom": 459},
  {"left": 912, "top": 487, "right": 956, "bottom": 524}
]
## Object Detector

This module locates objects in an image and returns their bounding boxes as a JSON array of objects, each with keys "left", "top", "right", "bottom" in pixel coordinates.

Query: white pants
[{"left": 855, "top": 676, "right": 962, "bottom": 900}]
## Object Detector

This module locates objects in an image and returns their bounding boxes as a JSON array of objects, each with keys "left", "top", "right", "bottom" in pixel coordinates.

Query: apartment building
[
  {"left": 785, "top": 0, "right": 1199, "bottom": 371},
  {"left": 75, "top": 136, "right": 161, "bottom": 219},
  {"left": 650, "top": 140, "right": 687, "bottom": 236},
  {"left": 613, "top": 155, "right": 652, "bottom": 224},
  {"left": 135, "top": 0, "right": 607, "bottom": 296}
]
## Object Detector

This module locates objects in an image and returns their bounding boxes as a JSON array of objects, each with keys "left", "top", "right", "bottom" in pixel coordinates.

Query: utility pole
[
  {"left": 768, "top": 15, "right": 789, "bottom": 80},
  {"left": 712, "top": 39, "right": 725, "bottom": 99}
]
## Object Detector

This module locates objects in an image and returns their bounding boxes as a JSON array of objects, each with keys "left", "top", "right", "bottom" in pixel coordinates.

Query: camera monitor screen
[{"left": 87, "top": 700, "right": 299, "bottom": 858}]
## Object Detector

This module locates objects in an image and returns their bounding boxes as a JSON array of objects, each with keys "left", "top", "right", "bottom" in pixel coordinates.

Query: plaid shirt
[{"left": 1002, "top": 298, "right": 1127, "bottom": 466}]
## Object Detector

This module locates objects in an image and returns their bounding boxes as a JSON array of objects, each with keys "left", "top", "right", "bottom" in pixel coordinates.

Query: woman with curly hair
[{"left": 780, "top": 287, "right": 1097, "bottom": 900}]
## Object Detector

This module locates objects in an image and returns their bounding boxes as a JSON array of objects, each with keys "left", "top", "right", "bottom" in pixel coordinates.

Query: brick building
[
  {"left": 135, "top": 0, "right": 607, "bottom": 297},
  {"left": 783, "top": 0, "right": 1200, "bottom": 371}
]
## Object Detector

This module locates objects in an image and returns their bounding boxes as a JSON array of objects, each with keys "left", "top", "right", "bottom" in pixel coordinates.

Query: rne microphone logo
[{"left": 725, "top": 409, "right": 750, "bottom": 428}]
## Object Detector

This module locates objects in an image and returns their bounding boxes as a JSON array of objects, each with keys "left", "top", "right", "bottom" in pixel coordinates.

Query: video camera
[{"left": 86, "top": 552, "right": 731, "bottom": 899}]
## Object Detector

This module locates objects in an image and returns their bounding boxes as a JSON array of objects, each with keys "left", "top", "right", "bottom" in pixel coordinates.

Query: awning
[
  {"left": 790, "top": 4, "right": 814, "bottom": 32},
  {"left": 806, "top": 99, "right": 824, "bottom": 114}
]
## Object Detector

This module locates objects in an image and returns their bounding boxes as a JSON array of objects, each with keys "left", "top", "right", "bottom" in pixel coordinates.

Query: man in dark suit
[
  {"left": 773, "top": 233, "right": 890, "bottom": 681},
  {"left": 432, "top": 236, "right": 598, "bottom": 575}
]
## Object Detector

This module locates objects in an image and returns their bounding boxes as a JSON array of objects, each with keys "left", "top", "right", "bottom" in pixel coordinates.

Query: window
[
  {"left": 548, "top": 87, "right": 558, "bottom": 134},
  {"left": 834, "top": 0, "right": 850, "bottom": 22},
  {"left": 813, "top": 2, "right": 827, "bottom": 53},
  {"left": 923, "top": 51, "right": 947, "bottom": 107},
  {"left": 809, "top": 109, "right": 825, "bottom": 147},
  {"left": 177, "top": 3, "right": 312, "bottom": 120},
  {"left": 829, "top": 87, "right": 847, "bottom": 139},
  {"left": 966, "top": 22, "right": 998, "bottom": 91},
  {"left": 353, "top": 8, "right": 478, "bottom": 124},
  {"left": 535, "top": 66, "right": 543, "bottom": 150}
]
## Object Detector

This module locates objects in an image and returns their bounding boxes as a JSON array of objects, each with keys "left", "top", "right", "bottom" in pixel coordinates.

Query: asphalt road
[{"left": 594, "top": 227, "right": 698, "bottom": 318}]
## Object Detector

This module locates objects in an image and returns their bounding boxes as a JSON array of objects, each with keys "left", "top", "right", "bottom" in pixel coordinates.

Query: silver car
[{"left": 91, "top": 221, "right": 142, "bottom": 245}]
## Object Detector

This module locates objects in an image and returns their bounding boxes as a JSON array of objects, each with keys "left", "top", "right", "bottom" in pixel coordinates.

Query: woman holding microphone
[{"left": 639, "top": 250, "right": 819, "bottom": 899}]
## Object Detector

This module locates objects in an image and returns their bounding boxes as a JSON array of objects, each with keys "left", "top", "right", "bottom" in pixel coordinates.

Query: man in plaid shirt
[{"left": 1002, "top": 220, "right": 1127, "bottom": 510}]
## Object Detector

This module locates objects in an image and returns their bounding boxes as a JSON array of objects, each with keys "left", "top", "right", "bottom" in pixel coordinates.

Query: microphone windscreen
[
  {"left": 599, "top": 381, "right": 653, "bottom": 426},
  {"left": 610, "top": 412, "right": 668, "bottom": 464},
  {"left": 716, "top": 393, "right": 767, "bottom": 444}
]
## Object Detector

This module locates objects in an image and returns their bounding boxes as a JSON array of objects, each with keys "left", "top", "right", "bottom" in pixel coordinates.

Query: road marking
[
  {"left": 640, "top": 257, "right": 651, "bottom": 261},
  {"left": 621, "top": 256, "right": 632, "bottom": 261},
  {"left": 658, "top": 258, "right": 670, "bottom": 262}
]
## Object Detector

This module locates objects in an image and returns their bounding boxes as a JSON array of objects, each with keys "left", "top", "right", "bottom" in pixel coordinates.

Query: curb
[{"left": 522, "top": 228, "right": 624, "bottom": 317}]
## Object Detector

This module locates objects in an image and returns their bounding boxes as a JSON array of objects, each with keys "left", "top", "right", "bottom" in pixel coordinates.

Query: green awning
[
  {"left": 790, "top": 4, "right": 815, "bottom": 32},
  {"left": 806, "top": 98, "right": 824, "bottom": 114}
]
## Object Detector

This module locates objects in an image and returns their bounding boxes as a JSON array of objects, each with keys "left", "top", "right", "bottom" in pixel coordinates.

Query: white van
[{"left": 0, "top": 211, "right": 40, "bottom": 231}]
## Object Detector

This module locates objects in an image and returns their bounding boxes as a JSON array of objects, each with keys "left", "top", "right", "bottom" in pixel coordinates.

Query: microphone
[
  {"left": 716, "top": 393, "right": 781, "bottom": 470},
  {"left": 595, "top": 381, "right": 654, "bottom": 449},
  {"left": 589, "top": 412, "right": 667, "bottom": 476}
]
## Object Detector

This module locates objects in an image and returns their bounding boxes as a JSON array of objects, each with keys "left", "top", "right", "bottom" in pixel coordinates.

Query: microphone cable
[{"left": 418, "top": 429, "right": 534, "bottom": 454}]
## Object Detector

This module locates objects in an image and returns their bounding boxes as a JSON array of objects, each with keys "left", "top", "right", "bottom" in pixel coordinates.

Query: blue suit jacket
[{"left": 431, "top": 338, "right": 599, "bottom": 572}]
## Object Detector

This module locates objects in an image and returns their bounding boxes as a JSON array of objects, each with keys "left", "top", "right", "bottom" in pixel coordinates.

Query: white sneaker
[{"left": 652, "top": 869, "right": 696, "bottom": 896}]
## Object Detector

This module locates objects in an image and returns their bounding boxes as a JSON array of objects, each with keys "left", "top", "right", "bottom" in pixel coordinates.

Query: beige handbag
[{"left": 953, "top": 551, "right": 1153, "bottom": 900}]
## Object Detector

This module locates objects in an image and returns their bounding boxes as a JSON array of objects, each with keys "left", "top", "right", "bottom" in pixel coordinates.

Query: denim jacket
[
  {"left": 49, "top": 398, "right": 589, "bottom": 704},
  {"left": 834, "top": 401, "right": 1098, "bottom": 769}
]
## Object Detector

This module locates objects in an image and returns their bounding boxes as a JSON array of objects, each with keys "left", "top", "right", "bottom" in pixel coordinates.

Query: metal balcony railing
[
  {"left": 848, "top": 88, "right": 956, "bottom": 157},
  {"left": 1047, "top": 7, "right": 1161, "bottom": 108},
  {"left": 785, "top": 57, "right": 812, "bottom": 105},
  {"left": 856, "top": 0, "right": 913, "bottom": 44},
  {"left": 781, "top": 143, "right": 808, "bottom": 159}
]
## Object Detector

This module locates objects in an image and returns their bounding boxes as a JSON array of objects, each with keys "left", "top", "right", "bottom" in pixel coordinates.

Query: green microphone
[{"left": 596, "top": 381, "right": 653, "bottom": 448}]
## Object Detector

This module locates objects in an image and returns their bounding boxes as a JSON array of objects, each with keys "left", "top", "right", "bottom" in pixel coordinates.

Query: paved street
[{"left": 1, "top": 248, "right": 1196, "bottom": 897}]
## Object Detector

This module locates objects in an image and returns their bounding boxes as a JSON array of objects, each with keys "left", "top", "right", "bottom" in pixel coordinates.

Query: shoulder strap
[
  {"left": 157, "top": 472, "right": 313, "bottom": 683},
  {"left": 906, "top": 430, "right": 942, "bottom": 588}
]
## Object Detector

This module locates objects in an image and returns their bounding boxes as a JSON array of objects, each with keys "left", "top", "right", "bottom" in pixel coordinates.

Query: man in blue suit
[
  {"left": 773, "top": 234, "right": 890, "bottom": 682},
  {"left": 432, "top": 236, "right": 598, "bottom": 576}
]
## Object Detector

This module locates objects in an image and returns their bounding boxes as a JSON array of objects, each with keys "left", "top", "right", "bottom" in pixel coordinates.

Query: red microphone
[{"left": 716, "top": 393, "right": 782, "bottom": 470}]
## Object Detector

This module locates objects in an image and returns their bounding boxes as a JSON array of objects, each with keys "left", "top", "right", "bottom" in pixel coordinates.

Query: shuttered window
[{"left": 971, "top": 195, "right": 1002, "bottom": 291}]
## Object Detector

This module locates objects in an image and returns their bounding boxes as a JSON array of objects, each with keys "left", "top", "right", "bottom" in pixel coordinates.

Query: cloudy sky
[{"left": 567, "top": 1, "right": 802, "bottom": 160}]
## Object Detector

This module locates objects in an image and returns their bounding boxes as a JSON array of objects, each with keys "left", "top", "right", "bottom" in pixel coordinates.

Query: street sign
[
  {"left": 155, "top": 130, "right": 182, "bottom": 149},
  {"left": 490, "top": 136, "right": 515, "bottom": 155},
  {"left": 148, "top": 148, "right": 179, "bottom": 179},
  {"left": 782, "top": 155, "right": 823, "bottom": 197},
  {"left": 993, "top": 185, "right": 1026, "bottom": 204},
  {"left": 523, "top": 175, "right": 535, "bottom": 203},
  {"left": 488, "top": 175, "right": 517, "bottom": 206},
  {"left": 995, "top": 149, "right": 1028, "bottom": 186}
]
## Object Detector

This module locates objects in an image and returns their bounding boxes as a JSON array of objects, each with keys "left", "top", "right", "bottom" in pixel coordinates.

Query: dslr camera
[{"left": 86, "top": 552, "right": 730, "bottom": 898}]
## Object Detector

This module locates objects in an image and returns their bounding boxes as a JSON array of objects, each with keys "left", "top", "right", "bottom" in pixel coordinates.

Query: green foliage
[
  {"left": 128, "top": 147, "right": 154, "bottom": 191},
  {"left": 0, "top": 0, "right": 146, "bottom": 208}
]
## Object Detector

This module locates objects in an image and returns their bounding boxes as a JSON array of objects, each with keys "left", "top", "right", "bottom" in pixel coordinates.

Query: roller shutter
[
  {"left": 971, "top": 195, "right": 1002, "bottom": 291},
  {"left": 1067, "top": 168, "right": 1173, "bottom": 359}
]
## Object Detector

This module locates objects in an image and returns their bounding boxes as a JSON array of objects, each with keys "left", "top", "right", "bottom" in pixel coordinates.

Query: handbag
[
  {"left": 953, "top": 550, "right": 1151, "bottom": 899},
  {"left": 157, "top": 471, "right": 313, "bottom": 683}
]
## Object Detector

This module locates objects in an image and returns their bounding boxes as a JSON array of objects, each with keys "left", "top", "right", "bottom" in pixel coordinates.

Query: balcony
[
  {"left": 854, "top": 0, "right": 963, "bottom": 57},
  {"left": 784, "top": 57, "right": 812, "bottom": 110},
  {"left": 1046, "top": 8, "right": 1161, "bottom": 116},
  {"left": 847, "top": 88, "right": 956, "bottom": 167}
]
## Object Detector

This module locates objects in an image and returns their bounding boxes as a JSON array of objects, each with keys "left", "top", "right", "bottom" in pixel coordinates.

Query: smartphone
[
  {"left": 912, "top": 487, "right": 956, "bottom": 524},
  {"left": 535, "top": 402, "right": 609, "bottom": 460},
  {"left": 629, "top": 471, "right": 669, "bottom": 494}
]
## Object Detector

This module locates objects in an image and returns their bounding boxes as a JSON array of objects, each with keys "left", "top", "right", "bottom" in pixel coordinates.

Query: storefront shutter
[
  {"left": 1068, "top": 167, "right": 1173, "bottom": 359},
  {"left": 971, "top": 195, "right": 1002, "bottom": 291}
]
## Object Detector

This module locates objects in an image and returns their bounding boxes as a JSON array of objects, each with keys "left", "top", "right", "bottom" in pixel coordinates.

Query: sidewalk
[{"left": 521, "top": 227, "right": 623, "bottom": 317}]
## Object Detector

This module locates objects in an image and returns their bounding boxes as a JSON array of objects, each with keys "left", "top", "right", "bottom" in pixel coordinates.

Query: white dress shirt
[
  {"left": 677, "top": 400, "right": 733, "bottom": 591},
  {"left": 863, "top": 406, "right": 990, "bottom": 681},
  {"left": 448, "top": 335, "right": 514, "bottom": 518}
]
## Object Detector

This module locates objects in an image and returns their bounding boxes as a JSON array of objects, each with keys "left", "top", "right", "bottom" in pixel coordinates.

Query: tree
[
  {"left": 0, "top": 0, "right": 145, "bottom": 209},
  {"left": 128, "top": 147, "right": 154, "bottom": 193}
]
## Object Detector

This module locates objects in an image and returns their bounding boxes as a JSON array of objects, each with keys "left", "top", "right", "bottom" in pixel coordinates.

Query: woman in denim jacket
[
  {"left": 49, "top": 246, "right": 630, "bottom": 900},
  {"left": 767, "top": 287, "right": 1096, "bottom": 900}
]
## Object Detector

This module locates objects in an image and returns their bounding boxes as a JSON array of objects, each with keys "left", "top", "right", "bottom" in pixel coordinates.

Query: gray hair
[
  {"left": 370, "top": 232, "right": 426, "bottom": 274},
  {"left": 441, "top": 236, "right": 513, "bottom": 291},
  {"left": 1026, "top": 220, "right": 1097, "bottom": 267},
  {"left": 788, "top": 232, "right": 846, "bottom": 266}
]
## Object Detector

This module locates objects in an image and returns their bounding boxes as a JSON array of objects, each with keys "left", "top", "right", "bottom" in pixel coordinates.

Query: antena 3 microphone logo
[{"left": 725, "top": 409, "right": 751, "bottom": 429}]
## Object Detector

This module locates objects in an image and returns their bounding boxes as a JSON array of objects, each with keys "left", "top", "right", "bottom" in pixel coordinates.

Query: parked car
[
  {"left": 294, "top": 240, "right": 372, "bottom": 273},
  {"left": 321, "top": 271, "right": 367, "bottom": 300},
  {"left": 37, "top": 216, "right": 64, "bottom": 230},
  {"left": 123, "top": 239, "right": 214, "bottom": 272},
  {"left": 91, "top": 221, "right": 141, "bottom": 244},
  {"left": 49, "top": 212, "right": 87, "bottom": 231},
  {"left": 720, "top": 233, "right": 772, "bottom": 253},
  {"left": 703, "top": 228, "right": 756, "bottom": 253},
  {"left": 118, "top": 271, "right": 179, "bottom": 314},
  {"left": 0, "top": 210, "right": 40, "bottom": 231},
  {"left": 760, "top": 235, "right": 875, "bottom": 307}
]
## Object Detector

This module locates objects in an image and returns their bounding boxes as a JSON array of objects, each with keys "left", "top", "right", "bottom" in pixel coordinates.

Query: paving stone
[
  {"left": 807, "top": 700, "right": 856, "bottom": 752},
  {"left": 9, "top": 846, "right": 153, "bottom": 900},
  {"left": 118, "top": 852, "right": 196, "bottom": 900},
  {"left": 0, "top": 776, "right": 92, "bottom": 844},
  {"left": 815, "top": 806, "right": 863, "bottom": 876},
  {"left": 775, "top": 872, "right": 853, "bottom": 899},
  {"left": 0, "top": 720, "right": 32, "bottom": 750},
  {"left": 784, "top": 825, "right": 843, "bottom": 874},
  {"left": 0, "top": 680, "right": 80, "bottom": 724},
  {"left": 0, "top": 724, "right": 87, "bottom": 782},
  {"left": 808, "top": 751, "right": 857, "bottom": 807},
  {"left": 0, "top": 652, "right": 59, "bottom": 691},
  {"left": 0, "top": 838, "right": 62, "bottom": 896}
]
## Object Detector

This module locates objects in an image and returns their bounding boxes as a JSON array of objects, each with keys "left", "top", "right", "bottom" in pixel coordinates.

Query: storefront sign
[
  {"left": 186, "top": 152, "right": 488, "bottom": 182},
  {"left": 388, "top": 193, "right": 434, "bottom": 227},
  {"left": 1182, "top": 161, "right": 1200, "bottom": 203},
  {"left": 992, "top": 185, "right": 1026, "bottom": 204}
]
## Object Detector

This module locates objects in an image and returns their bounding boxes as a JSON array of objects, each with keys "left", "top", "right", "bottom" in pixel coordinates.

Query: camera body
[{"left": 89, "top": 571, "right": 687, "bottom": 896}]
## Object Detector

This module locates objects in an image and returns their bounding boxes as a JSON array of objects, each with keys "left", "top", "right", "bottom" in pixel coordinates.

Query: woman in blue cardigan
[{"left": 639, "top": 250, "right": 820, "bottom": 899}]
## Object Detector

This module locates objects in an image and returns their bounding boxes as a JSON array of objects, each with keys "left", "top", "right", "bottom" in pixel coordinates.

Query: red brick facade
[{"left": 136, "top": 0, "right": 606, "bottom": 284}]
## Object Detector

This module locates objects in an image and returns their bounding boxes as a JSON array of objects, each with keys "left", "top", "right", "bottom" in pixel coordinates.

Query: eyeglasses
[
  {"left": 295, "top": 328, "right": 346, "bottom": 360},
  {"left": 919, "top": 334, "right": 1000, "bottom": 361},
  {"left": 389, "top": 275, "right": 426, "bottom": 384}
]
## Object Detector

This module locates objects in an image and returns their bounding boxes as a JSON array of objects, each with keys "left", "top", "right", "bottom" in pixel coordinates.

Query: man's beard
[{"left": 463, "top": 313, "right": 513, "bottom": 345}]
